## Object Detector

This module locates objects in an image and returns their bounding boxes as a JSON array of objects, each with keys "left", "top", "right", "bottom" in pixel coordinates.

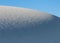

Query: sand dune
[{"left": 0, "top": 6, "right": 60, "bottom": 43}]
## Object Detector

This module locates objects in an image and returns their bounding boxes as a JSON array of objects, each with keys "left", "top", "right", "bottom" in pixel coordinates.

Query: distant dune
[{"left": 0, "top": 6, "right": 60, "bottom": 43}]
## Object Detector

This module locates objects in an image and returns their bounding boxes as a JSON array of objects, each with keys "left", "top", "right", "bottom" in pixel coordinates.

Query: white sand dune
[{"left": 0, "top": 6, "right": 60, "bottom": 43}]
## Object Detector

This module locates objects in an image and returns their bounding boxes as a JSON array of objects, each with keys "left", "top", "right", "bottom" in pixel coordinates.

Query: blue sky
[{"left": 0, "top": 0, "right": 60, "bottom": 17}]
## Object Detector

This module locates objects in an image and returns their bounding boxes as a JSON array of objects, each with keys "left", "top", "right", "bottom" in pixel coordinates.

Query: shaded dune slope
[{"left": 0, "top": 6, "right": 60, "bottom": 43}]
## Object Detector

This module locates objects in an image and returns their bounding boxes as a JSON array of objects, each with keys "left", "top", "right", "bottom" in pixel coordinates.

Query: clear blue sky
[{"left": 0, "top": 0, "right": 60, "bottom": 17}]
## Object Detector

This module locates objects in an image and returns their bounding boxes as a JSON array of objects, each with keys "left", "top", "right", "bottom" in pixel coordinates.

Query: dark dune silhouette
[{"left": 0, "top": 6, "right": 60, "bottom": 43}]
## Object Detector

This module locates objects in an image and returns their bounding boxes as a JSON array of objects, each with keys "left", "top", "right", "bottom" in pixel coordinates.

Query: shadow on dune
[{"left": 0, "top": 15, "right": 60, "bottom": 43}]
